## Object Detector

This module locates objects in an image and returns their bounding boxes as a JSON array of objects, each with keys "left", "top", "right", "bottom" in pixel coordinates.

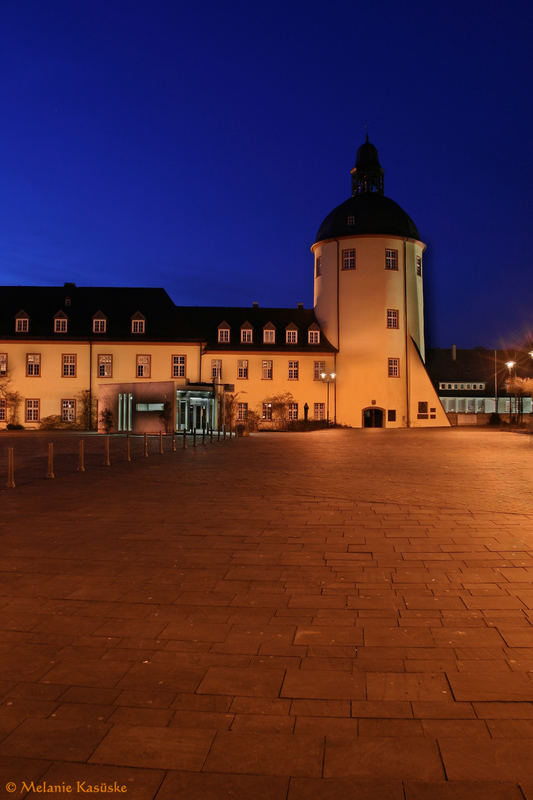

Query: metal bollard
[
  {"left": 126, "top": 434, "right": 131, "bottom": 463},
  {"left": 172, "top": 432, "right": 176, "bottom": 452},
  {"left": 183, "top": 430, "right": 187, "bottom": 449},
  {"left": 104, "top": 436, "right": 111, "bottom": 466},
  {"left": 159, "top": 430, "right": 164, "bottom": 455},
  {"left": 144, "top": 432, "right": 148, "bottom": 458},
  {"left": 77, "top": 439, "right": 85, "bottom": 472},
  {"left": 6, "top": 447, "right": 15, "bottom": 488},
  {"left": 46, "top": 442, "right": 55, "bottom": 479},
  {"left": 193, "top": 428, "right": 197, "bottom": 448}
]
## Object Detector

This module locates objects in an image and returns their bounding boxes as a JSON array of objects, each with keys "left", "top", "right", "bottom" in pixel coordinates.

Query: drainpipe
[
  {"left": 403, "top": 239, "right": 410, "bottom": 427},
  {"left": 89, "top": 339, "right": 93, "bottom": 430}
]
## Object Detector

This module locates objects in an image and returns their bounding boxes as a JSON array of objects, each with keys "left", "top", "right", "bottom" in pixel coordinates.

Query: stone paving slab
[{"left": 0, "top": 428, "right": 533, "bottom": 797}]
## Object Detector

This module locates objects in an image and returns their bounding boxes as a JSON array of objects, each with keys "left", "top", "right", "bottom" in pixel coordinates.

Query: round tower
[{"left": 312, "top": 138, "right": 445, "bottom": 428}]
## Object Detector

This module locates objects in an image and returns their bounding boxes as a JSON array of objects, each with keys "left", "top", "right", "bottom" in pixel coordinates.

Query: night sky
[{"left": 1, "top": 0, "right": 531, "bottom": 349}]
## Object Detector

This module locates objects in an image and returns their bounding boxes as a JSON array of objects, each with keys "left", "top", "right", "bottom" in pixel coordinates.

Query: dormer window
[
  {"left": 286, "top": 325, "right": 298, "bottom": 344},
  {"left": 131, "top": 312, "right": 146, "bottom": 334},
  {"left": 217, "top": 322, "right": 230, "bottom": 343},
  {"left": 15, "top": 315, "right": 29, "bottom": 333},
  {"left": 54, "top": 313, "right": 68, "bottom": 333},
  {"left": 92, "top": 312, "right": 107, "bottom": 334},
  {"left": 308, "top": 330, "right": 320, "bottom": 344},
  {"left": 241, "top": 323, "right": 253, "bottom": 343},
  {"left": 347, "top": 215, "right": 355, "bottom": 225},
  {"left": 263, "top": 324, "right": 276, "bottom": 344}
]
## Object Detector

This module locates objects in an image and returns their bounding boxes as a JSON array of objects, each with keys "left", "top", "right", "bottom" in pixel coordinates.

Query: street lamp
[
  {"left": 320, "top": 371, "right": 336, "bottom": 426},
  {"left": 505, "top": 361, "right": 517, "bottom": 424}
]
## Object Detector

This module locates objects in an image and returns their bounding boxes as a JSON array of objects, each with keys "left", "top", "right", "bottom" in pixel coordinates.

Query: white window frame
[
  {"left": 25, "top": 399, "right": 40, "bottom": 422},
  {"left": 288, "top": 402, "right": 298, "bottom": 420},
  {"left": 54, "top": 318, "right": 68, "bottom": 333},
  {"left": 262, "top": 402, "right": 272, "bottom": 420},
  {"left": 218, "top": 328, "right": 230, "bottom": 343},
  {"left": 241, "top": 328, "right": 253, "bottom": 343},
  {"left": 93, "top": 319, "right": 107, "bottom": 333},
  {"left": 62, "top": 354, "right": 77, "bottom": 377},
  {"left": 172, "top": 355, "right": 186, "bottom": 378},
  {"left": 212, "top": 359, "right": 222, "bottom": 380},
  {"left": 136, "top": 354, "right": 151, "bottom": 378},
  {"left": 385, "top": 249, "right": 399, "bottom": 270},
  {"left": 15, "top": 317, "right": 29, "bottom": 333},
  {"left": 61, "top": 399, "right": 76, "bottom": 422},
  {"left": 263, "top": 328, "right": 275, "bottom": 344},
  {"left": 98, "top": 354, "right": 113, "bottom": 378},
  {"left": 314, "top": 402, "right": 325, "bottom": 420},
  {"left": 0, "top": 353, "right": 7, "bottom": 376},
  {"left": 288, "top": 360, "right": 299, "bottom": 380},
  {"left": 26, "top": 353, "right": 41, "bottom": 377},
  {"left": 262, "top": 359, "right": 273, "bottom": 380},
  {"left": 388, "top": 358, "right": 400, "bottom": 377},
  {"left": 308, "top": 330, "right": 320, "bottom": 344},
  {"left": 132, "top": 319, "right": 145, "bottom": 334},
  {"left": 0, "top": 399, "right": 6, "bottom": 421},
  {"left": 314, "top": 360, "right": 325, "bottom": 380},
  {"left": 342, "top": 249, "right": 356, "bottom": 270},
  {"left": 237, "top": 359, "right": 249, "bottom": 379},
  {"left": 286, "top": 329, "right": 298, "bottom": 344},
  {"left": 237, "top": 402, "right": 248, "bottom": 421},
  {"left": 387, "top": 309, "right": 399, "bottom": 329}
]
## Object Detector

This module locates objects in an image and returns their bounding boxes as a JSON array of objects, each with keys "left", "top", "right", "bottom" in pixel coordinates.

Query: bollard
[
  {"left": 193, "top": 428, "right": 197, "bottom": 448},
  {"left": 104, "top": 436, "right": 111, "bottom": 467},
  {"left": 172, "top": 432, "right": 176, "bottom": 452},
  {"left": 159, "top": 430, "right": 164, "bottom": 455},
  {"left": 202, "top": 426, "right": 206, "bottom": 446},
  {"left": 46, "top": 442, "right": 55, "bottom": 479},
  {"left": 144, "top": 432, "right": 149, "bottom": 458},
  {"left": 210, "top": 427, "right": 213, "bottom": 444},
  {"left": 183, "top": 430, "right": 187, "bottom": 449},
  {"left": 223, "top": 425, "right": 226, "bottom": 440},
  {"left": 126, "top": 434, "right": 131, "bottom": 463},
  {"left": 77, "top": 439, "right": 85, "bottom": 472},
  {"left": 6, "top": 447, "right": 15, "bottom": 488},
  {"left": 217, "top": 428, "right": 220, "bottom": 442}
]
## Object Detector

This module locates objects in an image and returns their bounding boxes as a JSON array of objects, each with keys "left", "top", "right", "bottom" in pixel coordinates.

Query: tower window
[
  {"left": 388, "top": 358, "right": 400, "bottom": 377},
  {"left": 416, "top": 255, "right": 422, "bottom": 276},
  {"left": 342, "top": 249, "right": 356, "bottom": 270},
  {"left": 385, "top": 249, "right": 399, "bottom": 270},
  {"left": 386, "top": 309, "right": 399, "bottom": 329},
  {"left": 315, "top": 256, "right": 322, "bottom": 277}
]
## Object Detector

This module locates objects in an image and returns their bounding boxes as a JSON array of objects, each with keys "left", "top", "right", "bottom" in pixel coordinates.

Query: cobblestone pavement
[{"left": 1, "top": 427, "right": 533, "bottom": 799}]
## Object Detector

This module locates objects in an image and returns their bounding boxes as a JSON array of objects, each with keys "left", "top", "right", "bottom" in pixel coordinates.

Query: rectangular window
[
  {"left": 262, "top": 402, "right": 272, "bottom": 420},
  {"left": 172, "top": 355, "right": 186, "bottom": 378},
  {"left": 314, "top": 360, "right": 326, "bottom": 380},
  {"left": 342, "top": 249, "right": 356, "bottom": 270},
  {"left": 132, "top": 319, "right": 145, "bottom": 334},
  {"left": 237, "top": 359, "right": 249, "bottom": 379},
  {"left": 286, "top": 329, "right": 298, "bottom": 344},
  {"left": 62, "top": 354, "right": 77, "bottom": 377},
  {"left": 308, "top": 330, "right": 320, "bottom": 344},
  {"left": 385, "top": 249, "right": 399, "bottom": 270},
  {"left": 212, "top": 359, "right": 222, "bottom": 380},
  {"left": 0, "top": 400, "right": 6, "bottom": 421},
  {"left": 314, "top": 402, "right": 325, "bottom": 420},
  {"left": 25, "top": 399, "right": 40, "bottom": 422},
  {"left": 241, "top": 329, "right": 253, "bottom": 343},
  {"left": 26, "top": 353, "right": 41, "bottom": 377},
  {"left": 262, "top": 359, "right": 273, "bottom": 380},
  {"left": 288, "top": 360, "right": 299, "bottom": 380},
  {"left": 416, "top": 255, "right": 422, "bottom": 276},
  {"left": 54, "top": 318, "right": 68, "bottom": 333},
  {"left": 218, "top": 328, "right": 230, "bottom": 343},
  {"left": 98, "top": 354, "right": 113, "bottom": 377},
  {"left": 387, "top": 409, "right": 397, "bottom": 422},
  {"left": 263, "top": 328, "right": 275, "bottom": 344},
  {"left": 288, "top": 402, "right": 298, "bottom": 420},
  {"left": 388, "top": 358, "right": 400, "bottom": 377},
  {"left": 315, "top": 256, "right": 322, "bottom": 277},
  {"left": 237, "top": 402, "right": 248, "bottom": 421},
  {"left": 417, "top": 401, "right": 429, "bottom": 419},
  {"left": 0, "top": 353, "right": 7, "bottom": 376},
  {"left": 136, "top": 354, "right": 151, "bottom": 378},
  {"left": 387, "top": 309, "right": 399, "bottom": 329},
  {"left": 93, "top": 319, "right": 106, "bottom": 333},
  {"left": 61, "top": 399, "right": 76, "bottom": 422},
  {"left": 15, "top": 318, "right": 28, "bottom": 332}
]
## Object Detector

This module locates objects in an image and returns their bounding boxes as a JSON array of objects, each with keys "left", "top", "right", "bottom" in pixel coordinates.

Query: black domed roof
[{"left": 315, "top": 193, "right": 421, "bottom": 243}]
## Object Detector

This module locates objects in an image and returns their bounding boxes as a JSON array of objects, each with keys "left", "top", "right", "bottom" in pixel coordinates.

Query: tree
[
  {"left": 260, "top": 391, "right": 294, "bottom": 430},
  {"left": 505, "top": 377, "right": 533, "bottom": 425},
  {"left": 0, "top": 376, "right": 22, "bottom": 426}
]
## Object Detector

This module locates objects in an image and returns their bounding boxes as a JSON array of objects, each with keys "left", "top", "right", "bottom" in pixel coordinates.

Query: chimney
[
  {"left": 252, "top": 301, "right": 259, "bottom": 308},
  {"left": 451, "top": 344, "right": 456, "bottom": 361},
  {"left": 297, "top": 302, "right": 304, "bottom": 310}
]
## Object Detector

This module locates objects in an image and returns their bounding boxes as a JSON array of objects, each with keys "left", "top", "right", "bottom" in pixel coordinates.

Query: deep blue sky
[{"left": 1, "top": 0, "right": 531, "bottom": 348}]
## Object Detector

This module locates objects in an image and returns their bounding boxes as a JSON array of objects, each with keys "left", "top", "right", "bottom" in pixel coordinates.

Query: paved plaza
[{"left": 1, "top": 427, "right": 533, "bottom": 799}]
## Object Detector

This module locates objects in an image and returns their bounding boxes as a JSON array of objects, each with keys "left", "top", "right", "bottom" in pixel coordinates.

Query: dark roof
[
  {"left": 426, "top": 347, "right": 533, "bottom": 394},
  {"left": 314, "top": 193, "right": 421, "bottom": 244},
  {"left": 174, "top": 306, "right": 336, "bottom": 352}
]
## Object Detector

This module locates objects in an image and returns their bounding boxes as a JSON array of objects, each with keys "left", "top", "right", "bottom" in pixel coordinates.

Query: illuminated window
[
  {"left": 132, "top": 319, "right": 145, "bottom": 334},
  {"left": 15, "top": 317, "right": 29, "bottom": 333},
  {"left": 416, "top": 255, "right": 422, "bottom": 276},
  {"left": 54, "top": 317, "right": 68, "bottom": 333},
  {"left": 314, "top": 360, "right": 325, "bottom": 380},
  {"left": 25, "top": 399, "right": 40, "bottom": 422},
  {"left": 286, "top": 329, "right": 298, "bottom": 344},
  {"left": 262, "top": 360, "right": 273, "bottom": 380},
  {"left": 237, "top": 359, "right": 249, "bottom": 379},
  {"left": 241, "top": 328, "right": 253, "bottom": 343},
  {"left": 0, "top": 353, "right": 7, "bottom": 376},
  {"left": 0, "top": 400, "right": 5, "bottom": 421},
  {"left": 314, "top": 402, "right": 325, "bottom": 420},
  {"left": 288, "top": 360, "right": 299, "bottom": 380},
  {"left": 218, "top": 327, "right": 230, "bottom": 343},
  {"left": 237, "top": 402, "right": 248, "bottom": 421},
  {"left": 262, "top": 402, "right": 272, "bottom": 420},
  {"left": 385, "top": 249, "right": 398, "bottom": 270},
  {"left": 388, "top": 358, "right": 400, "bottom": 377},
  {"left": 171, "top": 355, "right": 186, "bottom": 378},
  {"left": 136, "top": 354, "right": 151, "bottom": 378},
  {"left": 212, "top": 359, "right": 222, "bottom": 380},
  {"left": 62, "top": 354, "right": 77, "bottom": 377},
  {"left": 93, "top": 319, "right": 107, "bottom": 333},
  {"left": 347, "top": 215, "right": 355, "bottom": 225},
  {"left": 61, "top": 399, "right": 76, "bottom": 422},
  {"left": 315, "top": 256, "right": 322, "bottom": 277},
  {"left": 308, "top": 330, "right": 320, "bottom": 344},
  {"left": 26, "top": 353, "right": 41, "bottom": 377},
  {"left": 98, "top": 354, "right": 112, "bottom": 377},
  {"left": 342, "top": 249, "right": 356, "bottom": 270},
  {"left": 263, "top": 327, "right": 275, "bottom": 344},
  {"left": 387, "top": 309, "right": 399, "bottom": 329},
  {"left": 288, "top": 402, "right": 298, "bottom": 420}
]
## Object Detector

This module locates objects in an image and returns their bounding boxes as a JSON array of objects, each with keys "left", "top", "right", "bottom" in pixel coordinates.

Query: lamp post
[
  {"left": 320, "top": 372, "right": 336, "bottom": 426},
  {"left": 505, "top": 360, "right": 516, "bottom": 424}
]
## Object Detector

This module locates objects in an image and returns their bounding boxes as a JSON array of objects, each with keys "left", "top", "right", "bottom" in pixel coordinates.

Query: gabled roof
[{"left": 426, "top": 347, "right": 533, "bottom": 393}]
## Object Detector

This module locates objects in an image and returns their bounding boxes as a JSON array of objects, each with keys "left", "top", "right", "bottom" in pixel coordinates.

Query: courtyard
[{"left": 0, "top": 427, "right": 533, "bottom": 798}]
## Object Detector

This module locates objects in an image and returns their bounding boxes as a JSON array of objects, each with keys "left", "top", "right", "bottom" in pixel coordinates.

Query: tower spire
[{"left": 350, "top": 137, "right": 384, "bottom": 196}]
